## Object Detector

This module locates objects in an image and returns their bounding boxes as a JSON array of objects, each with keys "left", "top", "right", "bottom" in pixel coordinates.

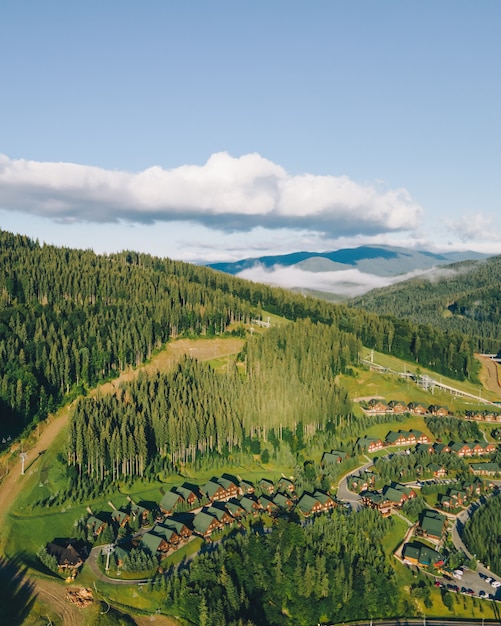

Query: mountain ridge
[{"left": 207, "top": 245, "right": 489, "bottom": 277}]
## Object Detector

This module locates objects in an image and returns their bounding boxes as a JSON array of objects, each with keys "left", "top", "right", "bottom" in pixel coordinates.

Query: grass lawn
[{"left": 342, "top": 347, "right": 501, "bottom": 408}]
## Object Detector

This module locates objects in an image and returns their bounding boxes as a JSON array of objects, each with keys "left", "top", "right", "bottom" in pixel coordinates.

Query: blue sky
[{"left": 1, "top": 1, "right": 500, "bottom": 267}]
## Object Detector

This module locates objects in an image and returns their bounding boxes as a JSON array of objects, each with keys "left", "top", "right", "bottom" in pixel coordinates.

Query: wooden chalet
[
  {"left": 129, "top": 500, "right": 150, "bottom": 524},
  {"left": 193, "top": 511, "right": 222, "bottom": 538},
  {"left": 258, "top": 495, "right": 280, "bottom": 515},
  {"left": 239, "top": 495, "right": 262, "bottom": 516},
  {"left": 273, "top": 492, "right": 294, "bottom": 511},
  {"left": 360, "top": 491, "right": 393, "bottom": 517},
  {"left": 408, "top": 402, "right": 427, "bottom": 415},
  {"left": 382, "top": 483, "right": 416, "bottom": 507},
  {"left": 111, "top": 509, "right": 129, "bottom": 527},
  {"left": 176, "top": 483, "right": 202, "bottom": 506},
  {"left": 86, "top": 515, "right": 107, "bottom": 537},
  {"left": 162, "top": 516, "right": 192, "bottom": 540},
  {"left": 225, "top": 498, "right": 246, "bottom": 518},
  {"left": 410, "top": 430, "right": 431, "bottom": 444},
  {"left": 470, "top": 462, "right": 500, "bottom": 476},
  {"left": 356, "top": 436, "right": 384, "bottom": 453},
  {"left": 259, "top": 478, "right": 275, "bottom": 495},
  {"left": 387, "top": 400, "right": 408, "bottom": 414},
  {"left": 313, "top": 490, "right": 336, "bottom": 512},
  {"left": 46, "top": 541, "right": 83, "bottom": 576},
  {"left": 159, "top": 491, "right": 184, "bottom": 515},
  {"left": 417, "top": 510, "right": 446, "bottom": 542},
  {"left": 385, "top": 430, "right": 416, "bottom": 447},
  {"left": 432, "top": 442, "right": 451, "bottom": 454},
  {"left": 150, "top": 523, "right": 181, "bottom": 547},
  {"left": 427, "top": 463, "right": 446, "bottom": 478},
  {"left": 402, "top": 542, "right": 444, "bottom": 568},
  {"left": 428, "top": 405, "right": 449, "bottom": 417},
  {"left": 367, "top": 399, "right": 388, "bottom": 413},
  {"left": 140, "top": 532, "right": 168, "bottom": 555},
  {"left": 277, "top": 477, "right": 295, "bottom": 493},
  {"left": 203, "top": 477, "right": 238, "bottom": 502},
  {"left": 321, "top": 450, "right": 347, "bottom": 466},
  {"left": 203, "top": 504, "right": 234, "bottom": 526},
  {"left": 296, "top": 493, "right": 324, "bottom": 517}
]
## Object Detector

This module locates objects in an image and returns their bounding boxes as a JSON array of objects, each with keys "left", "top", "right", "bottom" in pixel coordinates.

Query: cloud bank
[
  {"left": 237, "top": 263, "right": 468, "bottom": 299},
  {"left": 0, "top": 152, "right": 422, "bottom": 237}
]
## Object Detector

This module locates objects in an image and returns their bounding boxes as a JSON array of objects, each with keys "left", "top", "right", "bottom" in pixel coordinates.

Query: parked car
[{"left": 491, "top": 580, "right": 501, "bottom": 588}]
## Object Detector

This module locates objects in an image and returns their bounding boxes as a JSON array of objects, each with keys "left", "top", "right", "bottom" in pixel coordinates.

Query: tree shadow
[{"left": 0, "top": 554, "right": 37, "bottom": 625}]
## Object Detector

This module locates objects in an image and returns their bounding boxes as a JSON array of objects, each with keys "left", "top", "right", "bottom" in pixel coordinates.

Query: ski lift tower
[
  {"left": 20, "top": 452, "right": 27, "bottom": 475},
  {"left": 102, "top": 544, "right": 115, "bottom": 571}
]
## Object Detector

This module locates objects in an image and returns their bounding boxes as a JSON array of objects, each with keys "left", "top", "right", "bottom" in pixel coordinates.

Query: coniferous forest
[
  {"left": 349, "top": 254, "right": 501, "bottom": 352},
  {"left": 0, "top": 229, "right": 479, "bottom": 441}
]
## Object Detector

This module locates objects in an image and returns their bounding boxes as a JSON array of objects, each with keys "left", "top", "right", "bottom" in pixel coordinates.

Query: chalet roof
[
  {"left": 176, "top": 483, "right": 202, "bottom": 500},
  {"left": 363, "top": 491, "right": 389, "bottom": 505},
  {"left": 159, "top": 490, "right": 182, "bottom": 511},
  {"left": 356, "top": 436, "right": 382, "bottom": 448},
  {"left": 322, "top": 450, "right": 347, "bottom": 464},
  {"left": 296, "top": 493, "right": 320, "bottom": 515},
  {"left": 204, "top": 479, "right": 225, "bottom": 498},
  {"left": 140, "top": 532, "right": 163, "bottom": 553},
  {"left": 217, "top": 476, "right": 238, "bottom": 491},
  {"left": 258, "top": 495, "right": 279, "bottom": 511},
  {"left": 225, "top": 499, "right": 245, "bottom": 516},
  {"left": 419, "top": 510, "right": 446, "bottom": 538},
  {"left": 273, "top": 493, "right": 292, "bottom": 509},
  {"left": 383, "top": 486, "right": 407, "bottom": 503},
  {"left": 193, "top": 511, "right": 219, "bottom": 534},
  {"left": 46, "top": 542, "right": 82, "bottom": 567},
  {"left": 203, "top": 505, "right": 231, "bottom": 522},
  {"left": 313, "top": 490, "right": 334, "bottom": 506},
  {"left": 470, "top": 462, "right": 500, "bottom": 473},
  {"left": 240, "top": 495, "right": 260, "bottom": 513},
  {"left": 151, "top": 523, "right": 178, "bottom": 543},
  {"left": 87, "top": 515, "right": 105, "bottom": 529}
]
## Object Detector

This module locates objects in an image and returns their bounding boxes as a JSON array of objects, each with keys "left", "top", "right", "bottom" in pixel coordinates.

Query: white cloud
[
  {"left": 0, "top": 152, "right": 423, "bottom": 237},
  {"left": 445, "top": 212, "right": 500, "bottom": 243},
  {"left": 236, "top": 263, "right": 478, "bottom": 299}
]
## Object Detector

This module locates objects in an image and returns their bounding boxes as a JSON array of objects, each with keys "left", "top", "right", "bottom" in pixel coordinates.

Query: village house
[
  {"left": 296, "top": 493, "right": 324, "bottom": 517},
  {"left": 159, "top": 490, "right": 183, "bottom": 515},
  {"left": 427, "top": 463, "right": 447, "bottom": 478},
  {"left": 176, "top": 483, "right": 202, "bottom": 506},
  {"left": 367, "top": 399, "right": 388, "bottom": 413},
  {"left": 416, "top": 510, "right": 447, "bottom": 542},
  {"left": 408, "top": 402, "right": 427, "bottom": 415},
  {"left": 387, "top": 400, "right": 408, "bottom": 414},
  {"left": 192, "top": 511, "right": 223, "bottom": 538},
  {"left": 321, "top": 450, "right": 348, "bottom": 466},
  {"left": 46, "top": 541, "right": 84, "bottom": 577},
  {"left": 225, "top": 499, "right": 246, "bottom": 519},
  {"left": 356, "top": 436, "right": 384, "bottom": 453},
  {"left": 470, "top": 462, "right": 500, "bottom": 476},
  {"left": 277, "top": 477, "right": 296, "bottom": 493},
  {"left": 273, "top": 492, "right": 294, "bottom": 511},
  {"left": 402, "top": 542, "right": 444, "bottom": 569},
  {"left": 360, "top": 491, "right": 393, "bottom": 517},
  {"left": 86, "top": 515, "right": 107, "bottom": 538},
  {"left": 259, "top": 478, "right": 275, "bottom": 495},
  {"left": 385, "top": 430, "right": 417, "bottom": 447},
  {"left": 428, "top": 405, "right": 450, "bottom": 417},
  {"left": 150, "top": 523, "right": 181, "bottom": 548}
]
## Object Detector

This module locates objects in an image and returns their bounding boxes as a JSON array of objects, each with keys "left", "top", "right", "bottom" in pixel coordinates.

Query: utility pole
[{"left": 20, "top": 452, "right": 27, "bottom": 475}]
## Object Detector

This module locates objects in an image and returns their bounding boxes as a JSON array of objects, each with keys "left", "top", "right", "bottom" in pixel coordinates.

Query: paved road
[{"left": 336, "top": 459, "right": 372, "bottom": 510}]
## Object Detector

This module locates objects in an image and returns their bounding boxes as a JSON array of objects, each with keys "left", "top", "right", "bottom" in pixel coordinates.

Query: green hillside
[{"left": 350, "top": 254, "right": 501, "bottom": 353}]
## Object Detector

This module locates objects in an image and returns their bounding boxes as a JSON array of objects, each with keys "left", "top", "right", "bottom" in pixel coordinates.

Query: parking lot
[{"left": 434, "top": 567, "right": 501, "bottom": 602}]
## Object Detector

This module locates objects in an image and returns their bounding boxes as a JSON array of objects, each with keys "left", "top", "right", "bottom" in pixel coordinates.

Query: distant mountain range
[
  {"left": 207, "top": 245, "right": 490, "bottom": 300},
  {"left": 208, "top": 245, "right": 488, "bottom": 277}
]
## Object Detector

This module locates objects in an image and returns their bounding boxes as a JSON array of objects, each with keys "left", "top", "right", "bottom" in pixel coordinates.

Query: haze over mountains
[{"left": 208, "top": 245, "right": 489, "bottom": 300}]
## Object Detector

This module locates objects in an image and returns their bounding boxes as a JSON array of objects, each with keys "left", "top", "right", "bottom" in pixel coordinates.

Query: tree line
[{"left": 0, "top": 229, "right": 480, "bottom": 440}]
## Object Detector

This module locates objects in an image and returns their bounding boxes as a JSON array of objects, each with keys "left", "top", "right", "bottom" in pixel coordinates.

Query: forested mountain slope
[
  {"left": 349, "top": 254, "right": 501, "bottom": 353},
  {"left": 0, "top": 230, "right": 480, "bottom": 441}
]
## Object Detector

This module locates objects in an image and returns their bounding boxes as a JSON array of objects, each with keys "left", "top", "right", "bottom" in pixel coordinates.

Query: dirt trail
[
  {"left": 0, "top": 337, "right": 242, "bottom": 625},
  {"left": 477, "top": 354, "right": 501, "bottom": 396}
]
